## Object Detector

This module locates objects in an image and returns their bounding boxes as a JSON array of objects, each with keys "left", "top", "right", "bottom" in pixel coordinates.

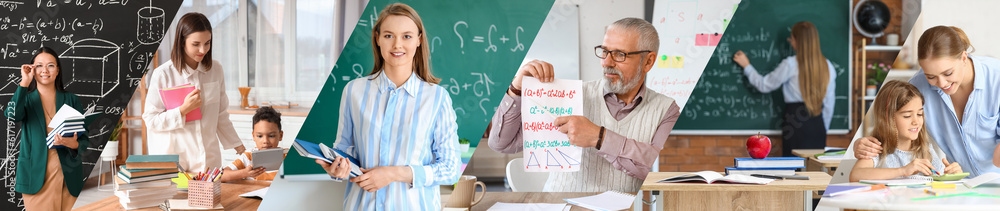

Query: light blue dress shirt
[
  {"left": 909, "top": 55, "right": 1000, "bottom": 177},
  {"left": 333, "top": 71, "right": 461, "bottom": 210},
  {"left": 743, "top": 56, "right": 837, "bottom": 130}
]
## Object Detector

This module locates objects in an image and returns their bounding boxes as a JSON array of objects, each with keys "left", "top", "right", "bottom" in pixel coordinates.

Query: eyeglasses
[
  {"left": 595, "top": 46, "right": 651, "bottom": 62},
  {"left": 33, "top": 64, "right": 57, "bottom": 72}
]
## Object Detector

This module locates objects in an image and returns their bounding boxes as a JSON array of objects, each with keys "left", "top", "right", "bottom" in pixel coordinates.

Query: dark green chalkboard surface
[
  {"left": 673, "top": 0, "right": 850, "bottom": 133},
  {"left": 286, "top": 0, "right": 554, "bottom": 175}
]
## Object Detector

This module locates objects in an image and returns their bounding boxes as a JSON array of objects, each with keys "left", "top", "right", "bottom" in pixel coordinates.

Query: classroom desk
[
  {"left": 818, "top": 182, "right": 1000, "bottom": 210},
  {"left": 470, "top": 192, "right": 635, "bottom": 211},
  {"left": 792, "top": 149, "right": 842, "bottom": 174},
  {"left": 75, "top": 179, "right": 271, "bottom": 211},
  {"left": 641, "top": 172, "right": 831, "bottom": 211},
  {"left": 811, "top": 157, "right": 841, "bottom": 173}
]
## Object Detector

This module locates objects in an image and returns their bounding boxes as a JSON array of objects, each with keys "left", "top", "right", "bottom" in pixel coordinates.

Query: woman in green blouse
[{"left": 7, "top": 47, "right": 89, "bottom": 211}]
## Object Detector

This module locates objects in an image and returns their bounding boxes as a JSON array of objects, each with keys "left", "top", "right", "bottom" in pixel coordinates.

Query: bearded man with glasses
[{"left": 487, "top": 17, "right": 680, "bottom": 192}]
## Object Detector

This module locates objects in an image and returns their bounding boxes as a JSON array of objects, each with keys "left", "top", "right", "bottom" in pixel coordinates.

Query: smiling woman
[
  {"left": 7, "top": 47, "right": 90, "bottom": 211},
  {"left": 142, "top": 12, "right": 247, "bottom": 172},
  {"left": 312, "top": 3, "right": 460, "bottom": 210},
  {"left": 853, "top": 25, "right": 1000, "bottom": 177}
]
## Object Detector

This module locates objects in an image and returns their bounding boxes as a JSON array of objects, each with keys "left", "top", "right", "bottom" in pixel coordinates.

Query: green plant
[
  {"left": 107, "top": 121, "right": 124, "bottom": 142},
  {"left": 458, "top": 138, "right": 470, "bottom": 145},
  {"left": 866, "top": 63, "right": 890, "bottom": 85}
]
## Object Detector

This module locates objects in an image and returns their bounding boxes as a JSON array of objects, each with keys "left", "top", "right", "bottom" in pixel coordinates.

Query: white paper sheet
[{"left": 521, "top": 76, "right": 583, "bottom": 172}]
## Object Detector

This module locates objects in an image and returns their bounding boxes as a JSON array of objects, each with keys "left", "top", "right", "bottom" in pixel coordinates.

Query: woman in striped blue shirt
[{"left": 316, "top": 3, "right": 460, "bottom": 210}]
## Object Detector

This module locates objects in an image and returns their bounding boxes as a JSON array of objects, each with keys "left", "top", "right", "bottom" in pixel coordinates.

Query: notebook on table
[
  {"left": 563, "top": 191, "right": 635, "bottom": 211},
  {"left": 657, "top": 171, "right": 775, "bottom": 185}
]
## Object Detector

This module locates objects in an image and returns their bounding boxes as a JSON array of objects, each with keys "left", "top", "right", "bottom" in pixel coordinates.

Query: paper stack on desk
[
  {"left": 45, "top": 104, "right": 87, "bottom": 149},
  {"left": 115, "top": 155, "right": 181, "bottom": 209}
]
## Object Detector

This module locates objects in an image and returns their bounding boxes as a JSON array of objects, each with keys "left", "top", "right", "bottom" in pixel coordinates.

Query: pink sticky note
[
  {"left": 695, "top": 33, "right": 710, "bottom": 46},
  {"left": 709, "top": 33, "right": 723, "bottom": 46}
]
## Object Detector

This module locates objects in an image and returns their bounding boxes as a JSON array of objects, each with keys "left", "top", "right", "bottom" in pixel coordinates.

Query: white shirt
[
  {"left": 870, "top": 141, "right": 948, "bottom": 180},
  {"left": 142, "top": 60, "right": 242, "bottom": 171},
  {"left": 744, "top": 56, "right": 837, "bottom": 129}
]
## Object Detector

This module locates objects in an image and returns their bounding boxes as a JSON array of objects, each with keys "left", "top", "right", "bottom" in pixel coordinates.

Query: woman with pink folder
[
  {"left": 6, "top": 47, "right": 89, "bottom": 210},
  {"left": 142, "top": 13, "right": 246, "bottom": 172}
]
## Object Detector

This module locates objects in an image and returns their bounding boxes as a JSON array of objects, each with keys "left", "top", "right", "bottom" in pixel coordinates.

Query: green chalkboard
[
  {"left": 674, "top": 0, "right": 850, "bottom": 133},
  {"left": 285, "top": 0, "right": 554, "bottom": 175}
]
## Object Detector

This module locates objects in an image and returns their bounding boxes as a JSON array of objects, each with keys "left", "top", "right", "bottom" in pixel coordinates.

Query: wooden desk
[
  {"left": 641, "top": 172, "right": 831, "bottom": 211},
  {"left": 791, "top": 149, "right": 825, "bottom": 158},
  {"left": 819, "top": 182, "right": 1000, "bottom": 210},
  {"left": 792, "top": 149, "right": 842, "bottom": 174},
  {"left": 75, "top": 180, "right": 271, "bottom": 211},
  {"left": 470, "top": 192, "right": 635, "bottom": 211}
]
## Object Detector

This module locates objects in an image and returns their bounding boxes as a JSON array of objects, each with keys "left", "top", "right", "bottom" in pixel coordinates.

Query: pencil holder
[{"left": 187, "top": 180, "right": 222, "bottom": 208}]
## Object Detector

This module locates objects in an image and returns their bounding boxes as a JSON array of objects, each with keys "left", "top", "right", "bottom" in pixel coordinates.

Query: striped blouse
[{"left": 333, "top": 71, "right": 461, "bottom": 211}]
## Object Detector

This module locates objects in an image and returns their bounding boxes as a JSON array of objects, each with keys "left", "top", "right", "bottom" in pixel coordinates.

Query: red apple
[{"left": 746, "top": 133, "right": 771, "bottom": 159}]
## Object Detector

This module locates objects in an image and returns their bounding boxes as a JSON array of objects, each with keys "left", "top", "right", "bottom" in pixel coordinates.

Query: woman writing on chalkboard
[
  {"left": 314, "top": 3, "right": 459, "bottom": 210},
  {"left": 143, "top": 13, "right": 245, "bottom": 171},
  {"left": 854, "top": 26, "right": 1000, "bottom": 177},
  {"left": 732, "top": 21, "right": 837, "bottom": 157},
  {"left": 7, "top": 47, "right": 89, "bottom": 210}
]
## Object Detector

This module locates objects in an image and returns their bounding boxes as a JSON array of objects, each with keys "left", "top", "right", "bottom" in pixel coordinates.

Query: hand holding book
[{"left": 52, "top": 133, "right": 79, "bottom": 149}]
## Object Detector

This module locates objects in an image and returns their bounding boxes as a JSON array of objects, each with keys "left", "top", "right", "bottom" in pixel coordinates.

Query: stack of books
[
  {"left": 114, "top": 155, "right": 181, "bottom": 209},
  {"left": 46, "top": 105, "right": 87, "bottom": 149},
  {"left": 725, "top": 157, "right": 805, "bottom": 176}
]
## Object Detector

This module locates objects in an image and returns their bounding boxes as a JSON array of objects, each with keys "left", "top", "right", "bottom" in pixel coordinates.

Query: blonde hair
[
  {"left": 918, "top": 26, "right": 973, "bottom": 60},
  {"left": 368, "top": 3, "right": 440, "bottom": 84},
  {"left": 792, "top": 21, "right": 830, "bottom": 117},
  {"left": 871, "top": 80, "right": 933, "bottom": 163}
]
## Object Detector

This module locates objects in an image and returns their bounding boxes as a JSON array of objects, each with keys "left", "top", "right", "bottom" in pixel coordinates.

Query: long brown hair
[
  {"left": 368, "top": 3, "right": 439, "bottom": 84},
  {"left": 917, "top": 26, "right": 973, "bottom": 60},
  {"left": 792, "top": 21, "right": 830, "bottom": 117},
  {"left": 171, "top": 13, "right": 213, "bottom": 71},
  {"left": 871, "top": 80, "right": 933, "bottom": 163}
]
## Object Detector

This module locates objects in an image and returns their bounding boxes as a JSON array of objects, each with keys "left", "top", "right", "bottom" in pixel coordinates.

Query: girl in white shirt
[
  {"left": 849, "top": 80, "right": 962, "bottom": 182},
  {"left": 142, "top": 13, "right": 245, "bottom": 171}
]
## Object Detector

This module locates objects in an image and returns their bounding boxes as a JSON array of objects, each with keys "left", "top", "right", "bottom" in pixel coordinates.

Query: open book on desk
[
  {"left": 657, "top": 171, "right": 774, "bottom": 185},
  {"left": 292, "top": 139, "right": 362, "bottom": 178}
]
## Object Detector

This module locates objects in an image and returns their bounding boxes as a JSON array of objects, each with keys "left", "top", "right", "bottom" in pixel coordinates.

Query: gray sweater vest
[{"left": 543, "top": 80, "right": 674, "bottom": 192}]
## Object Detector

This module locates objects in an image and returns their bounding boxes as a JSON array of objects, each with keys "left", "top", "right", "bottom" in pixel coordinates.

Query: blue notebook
[{"left": 292, "top": 139, "right": 363, "bottom": 178}]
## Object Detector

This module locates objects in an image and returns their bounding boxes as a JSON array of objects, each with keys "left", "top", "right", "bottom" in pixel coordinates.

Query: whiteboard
[
  {"left": 646, "top": 0, "right": 740, "bottom": 110},
  {"left": 522, "top": 2, "right": 581, "bottom": 80}
]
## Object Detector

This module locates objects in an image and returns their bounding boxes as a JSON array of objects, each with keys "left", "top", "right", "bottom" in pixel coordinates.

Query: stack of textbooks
[
  {"left": 725, "top": 157, "right": 805, "bottom": 176},
  {"left": 45, "top": 105, "right": 87, "bottom": 149},
  {"left": 114, "top": 155, "right": 180, "bottom": 209}
]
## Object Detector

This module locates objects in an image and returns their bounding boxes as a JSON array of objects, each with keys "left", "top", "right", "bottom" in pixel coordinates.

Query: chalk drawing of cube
[{"left": 59, "top": 38, "right": 120, "bottom": 98}]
